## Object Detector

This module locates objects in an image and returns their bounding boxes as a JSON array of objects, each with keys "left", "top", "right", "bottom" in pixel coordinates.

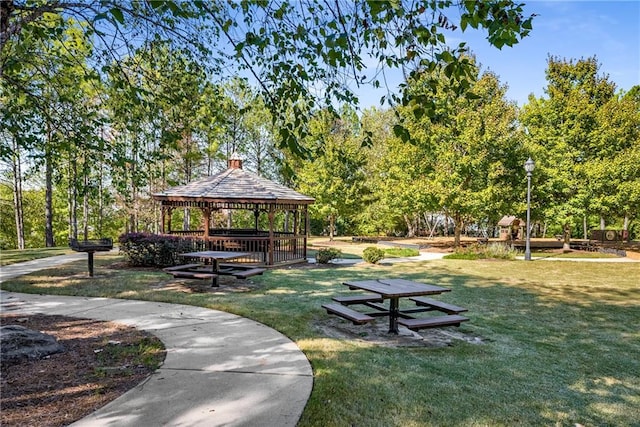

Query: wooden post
[
  {"left": 167, "top": 207, "right": 173, "bottom": 234},
  {"left": 88, "top": 252, "right": 94, "bottom": 277},
  {"left": 254, "top": 208, "right": 260, "bottom": 231},
  {"left": 303, "top": 205, "right": 309, "bottom": 259},
  {"left": 203, "top": 208, "right": 211, "bottom": 239},
  {"left": 293, "top": 208, "right": 299, "bottom": 255},
  {"left": 268, "top": 206, "right": 275, "bottom": 265}
]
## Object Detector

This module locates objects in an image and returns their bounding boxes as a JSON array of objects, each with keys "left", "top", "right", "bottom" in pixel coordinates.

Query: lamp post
[{"left": 524, "top": 157, "right": 535, "bottom": 261}]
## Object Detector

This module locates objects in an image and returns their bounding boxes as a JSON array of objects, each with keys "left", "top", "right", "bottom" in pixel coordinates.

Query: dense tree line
[
  {"left": 1, "top": 2, "right": 637, "bottom": 249},
  {"left": 298, "top": 57, "right": 639, "bottom": 243}
]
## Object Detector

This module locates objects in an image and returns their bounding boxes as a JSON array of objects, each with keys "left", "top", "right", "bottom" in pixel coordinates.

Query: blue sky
[{"left": 358, "top": 0, "right": 640, "bottom": 108}]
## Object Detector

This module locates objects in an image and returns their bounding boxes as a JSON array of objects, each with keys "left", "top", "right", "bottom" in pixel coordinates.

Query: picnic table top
[{"left": 343, "top": 278, "right": 451, "bottom": 298}]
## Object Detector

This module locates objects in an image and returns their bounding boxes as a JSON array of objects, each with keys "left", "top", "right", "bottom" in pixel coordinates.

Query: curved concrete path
[
  {"left": 0, "top": 256, "right": 313, "bottom": 427},
  {"left": 0, "top": 253, "right": 87, "bottom": 282}
]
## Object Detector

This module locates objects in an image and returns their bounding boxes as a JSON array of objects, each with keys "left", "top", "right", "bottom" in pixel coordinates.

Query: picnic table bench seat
[
  {"left": 397, "top": 315, "right": 469, "bottom": 331},
  {"left": 165, "top": 271, "right": 218, "bottom": 280},
  {"left": 409, "top": 297, "right": 468, "bottom": 314},
  {"left": 232, "top": 268, "right": 266, "bottom": 279},
  {"left": 162, "top": 263, "right": 203, "bottom": 272},
  {"left": 217, "top": 263, "right": 266, "bottom": 279},
  {"left": 322, "top": 303, "right": 375, "bottom": 324},
  {"left": 332, "top": 294, "right": 383, "bottom": 305}
]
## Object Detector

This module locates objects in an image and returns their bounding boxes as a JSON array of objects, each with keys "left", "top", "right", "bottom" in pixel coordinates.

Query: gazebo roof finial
[{"left": 228, "top": 152, "right": 242, "bottom": 169}]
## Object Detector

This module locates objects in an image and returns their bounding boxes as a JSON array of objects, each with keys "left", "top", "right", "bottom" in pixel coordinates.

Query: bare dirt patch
[
  {"left": 317, "top": 317, "right": 486, "bottom": 348},
  {"left": 1, "top": 314, "right": 165, "bottom": 427}
]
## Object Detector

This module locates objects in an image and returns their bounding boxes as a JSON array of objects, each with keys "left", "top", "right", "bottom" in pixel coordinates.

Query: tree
[
  {"left": 401, "top": 64, "right": 524, "bottom": 246},
  {"left": 2, "top": 0, "right": 536, "bottom": 156},
  {"left": 360, "top": 108, "right": 433, "bottom": 237},
  {"left": 295, "top": 109, "right": 368, "bottom": 239},
  {"left": 521, "top": 56, "right": 619, "bottom": 247}
]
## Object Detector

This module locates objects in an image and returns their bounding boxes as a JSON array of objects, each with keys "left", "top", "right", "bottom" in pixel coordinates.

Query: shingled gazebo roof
[
  {"left": 497, "top": 215, "right": 522, "bottom": 227},
  {"left": 152, "top": 161, "right": 314, "bottom": 205}
]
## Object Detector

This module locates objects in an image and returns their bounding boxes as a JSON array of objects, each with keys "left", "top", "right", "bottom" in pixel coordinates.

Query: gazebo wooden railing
[{"left": 163, "top": 231, "right": 307, "bottom": 265}]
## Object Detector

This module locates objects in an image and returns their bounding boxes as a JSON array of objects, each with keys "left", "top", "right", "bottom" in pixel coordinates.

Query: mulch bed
[{"left": 0, "top": 314, "right": 166, "bottom": 427}]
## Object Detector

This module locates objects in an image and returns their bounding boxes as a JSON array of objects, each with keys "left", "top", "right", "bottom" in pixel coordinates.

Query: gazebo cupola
[
  {"left": 152, "top": 156, "right": 314, "bottom": 265},
  {"left": 228, "top": 151, "right": 243, "bottom": 169}
]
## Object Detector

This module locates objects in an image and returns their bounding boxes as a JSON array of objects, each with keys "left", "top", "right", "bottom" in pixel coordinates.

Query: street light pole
[{"left": 524, "top": 157, "right": 535, "bottom": 261}]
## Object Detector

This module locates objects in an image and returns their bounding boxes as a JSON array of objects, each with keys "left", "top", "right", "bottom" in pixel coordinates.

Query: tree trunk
[
  {"left": 563, "top": 223, "right": 571, "bottom": 251},
  {"left": 11, "top": 137, "right": 25, "bottom": 250},
  {"left": 328, "top": 214, "right": 335, "bottom": 241},
  {"left": 128, "top": 160, "right": 138, "bottom": 233},
  {"left": 453, "top": 213, "right": 463, "bottom": 248},
  {"left": 284, "top": 211, "right": 290, "bottom": 233},
  {"left": 68, "top": 151, "right": 78, "bottom": 241},
  {"left": 44, "top": 135, "right": 55, "bottom": 247},
  {"left": 404, "top": 214, "right": 416, "bottom": 238},
  {"left": 583, "top": 215, "right": 587, "bottom": 240},
  {"left": 183, "top": 208, "right": 191, "bottom": 230},
  {"left": 83, "top": 165, "right": 89, "bottom": 239},
  {"left": 600, "top": 216, "right": 605, "bottom": 230},
  {"left": 97, "top": 157, "right": 104, "bottom": 237}
]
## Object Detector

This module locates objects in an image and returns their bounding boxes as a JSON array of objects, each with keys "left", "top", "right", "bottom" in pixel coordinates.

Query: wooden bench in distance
[
  {"left": 397, "top": 315, "right": 469, "bottom": 331},
  {"left": 162, "top": 263, "right": 203, "bottom": 272},
  {"left": 332, "top": 294, "right": 383, "bottom": 305},
  {"left": 322, "top": 303, "right": 375, "bottom": 325},
  {"left": 409, "top": 297, "right": 468, "bottom": 314}
]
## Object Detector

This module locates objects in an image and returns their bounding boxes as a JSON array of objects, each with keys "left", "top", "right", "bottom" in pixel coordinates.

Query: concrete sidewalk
[
  {"left": 0, "top": 253, "right": 88, "bottom": 282},
  {"left": 1, "top": 256, "right": 313, "bottom": 426}
]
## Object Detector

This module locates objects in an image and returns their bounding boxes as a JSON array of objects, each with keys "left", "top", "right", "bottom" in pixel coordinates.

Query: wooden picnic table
[
  {"left": 323, "top": 278, "right": 469, "bottom": 334},
  {"left": 179, "top": 251, "right": 251, "bottom": 287}
]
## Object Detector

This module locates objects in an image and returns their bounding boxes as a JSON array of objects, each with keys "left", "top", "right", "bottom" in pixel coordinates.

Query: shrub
[
  {"left": 362, "top": 246, "right": 385, "bottom": 264},
  {"left": 443, "top": 243, "right": 517, "bottom": 260},
  {"left": 484, "top": 243, "right": 518, "bottom": 260},
  {"left": 118, "top": 233, "right": 196, "bottom": 267},
  {"left": 383, "top": 247, "right": 420, "bottom": 257},
  {"left": 316, "top": 248, "right": 342, "bottom": 264}
]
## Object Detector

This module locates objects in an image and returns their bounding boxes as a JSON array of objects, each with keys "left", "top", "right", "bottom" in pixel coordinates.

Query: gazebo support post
[
  {"left": 293, "top": 209, "right": 299, "bottom": 254},
  {"left": 167, "top": 207, "right": 173, "bottom": 234},
  {"left": 160, "top": 206, "right": 166, "bottom": 234},
  {"left": 304, "top": 205, "right": 309, "bottom": 259},
  {"left": 254, "top": 208, "right": 260, "bottom": 231},
  {"left": 202, "top": 208, "right": 211, "bottom": 239},
  {"left": 268, "top": 205, "right": 275, "bottom": 265}
]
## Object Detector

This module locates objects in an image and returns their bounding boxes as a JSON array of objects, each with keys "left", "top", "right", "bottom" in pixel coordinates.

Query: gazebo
[{"left": 152, "top": 156, "right": 314, "bottom": 265}]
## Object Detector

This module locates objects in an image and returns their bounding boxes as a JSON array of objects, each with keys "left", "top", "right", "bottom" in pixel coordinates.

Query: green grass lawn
[
  {"left": 0, "top": 247, "right": 74, "bottom": 266},
  {"left": 531, "top": 251, "right": 620, "bottom": 259},
  {"left": 2, "top": 253, "right": 639, "bottom": 426}
]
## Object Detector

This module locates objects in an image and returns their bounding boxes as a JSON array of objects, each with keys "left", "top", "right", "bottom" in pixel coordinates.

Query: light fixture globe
[{"left": 524, "top": 157, "right": 535, "bottom": 173}]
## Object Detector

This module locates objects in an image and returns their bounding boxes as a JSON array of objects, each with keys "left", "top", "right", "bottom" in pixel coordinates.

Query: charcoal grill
[{"left": 69, "top": 238, "right": 113, "bottom": 277}]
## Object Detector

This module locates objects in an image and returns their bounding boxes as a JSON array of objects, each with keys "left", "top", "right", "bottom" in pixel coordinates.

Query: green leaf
[{"left": 110, "top": 8, "right": 124, "bottom": 24}]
